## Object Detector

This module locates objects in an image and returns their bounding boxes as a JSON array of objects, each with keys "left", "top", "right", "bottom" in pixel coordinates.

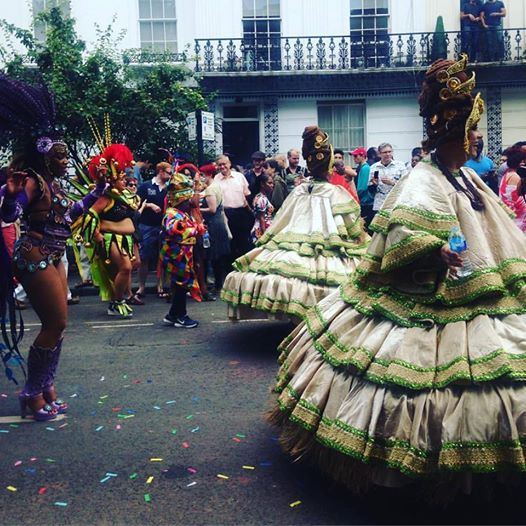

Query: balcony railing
[{"left": 194, "top": 28, "right": 526, "bottom": 73}]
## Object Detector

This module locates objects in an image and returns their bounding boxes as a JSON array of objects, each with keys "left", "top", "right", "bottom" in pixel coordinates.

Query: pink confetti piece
[
  {"left": 182, "top": 442, "right": 190, "bottom": 449},
  {"left": 187, "top": 467, "right": 197, "bottom": 474},
  {"left": 115, "top": 425, "right": 121, "bottom": 430},
  {"left": 14, "top": 461, "right": 22, "bottom": 467},
  {"left": 30, "top": 457, "right": 37, "bottom": 462},
  {"left": 232, "top": 437, "right": 241, "bottom": 443},
  {"left": 38, "top": 486, "right": 47, "bottom": 495}
]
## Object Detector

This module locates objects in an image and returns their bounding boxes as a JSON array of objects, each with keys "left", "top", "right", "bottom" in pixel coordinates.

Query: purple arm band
[
  {"left": 69, "top": 182, "right": 107, "bottom": 222},
  {"left": 0, "top": 185, "right": 29, "bottom": 223}
]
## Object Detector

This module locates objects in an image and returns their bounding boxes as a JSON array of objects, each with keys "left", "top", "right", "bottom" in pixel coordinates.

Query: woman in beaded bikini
[
  {"left": 268, "top": 54, "right": 526, "bottom": 496},
  {"left": 0, "top": 75, "right": 106, "bottom": 421}
]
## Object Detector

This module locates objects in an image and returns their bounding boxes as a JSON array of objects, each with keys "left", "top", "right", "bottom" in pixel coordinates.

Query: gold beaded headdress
[
  {"left": 436, "top": 54, "right": 476, "bottom": 101},
  {"left": 301, "top": 126, "right": 334, "bottom": 178}
]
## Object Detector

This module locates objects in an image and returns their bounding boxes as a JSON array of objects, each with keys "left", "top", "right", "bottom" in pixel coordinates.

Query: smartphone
[{"left": 373, "top": 170, "right": 379, "bottom": 180}]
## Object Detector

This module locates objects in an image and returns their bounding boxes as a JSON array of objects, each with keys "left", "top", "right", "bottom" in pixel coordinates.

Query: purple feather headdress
[{"left": 0, "top": 74, "right": 66, "bottom": 153}]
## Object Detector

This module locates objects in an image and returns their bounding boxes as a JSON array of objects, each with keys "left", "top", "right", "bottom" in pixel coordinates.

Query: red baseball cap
[{"left": 351, "top": 147, "right": 367, "bottom": 157}]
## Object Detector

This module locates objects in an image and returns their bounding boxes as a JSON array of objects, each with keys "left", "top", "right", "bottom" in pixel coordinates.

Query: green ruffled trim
[
  {"left": 370, "top": 205, "right": 457, "bottom": 239},
  {"left": 276, "top": 386, "right": 526, "bottom": 476},
  {"left": 232, "top": 258, "right": 353, "bottom": 286},
  {"left": 296, "top": 305, "right": 526, "bottom": 390},
  {"left": 331, "top": 200, "right": 361, "bottom": 216},
  {"left": 221, "top": 281, "right": 332, "bottom": 320}
]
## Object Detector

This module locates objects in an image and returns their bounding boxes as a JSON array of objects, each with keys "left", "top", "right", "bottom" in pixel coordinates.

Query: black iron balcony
[{"left": 194, "top": 28, "right": 526, "bottom": 73}]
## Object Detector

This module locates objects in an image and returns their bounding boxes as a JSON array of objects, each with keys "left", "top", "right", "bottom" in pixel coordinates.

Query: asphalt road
[{"left": 0, "top": 291, "right": 525, "bottom": 525}]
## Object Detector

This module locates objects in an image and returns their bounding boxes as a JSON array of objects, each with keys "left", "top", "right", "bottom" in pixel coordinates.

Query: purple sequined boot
[
  {"left": 42, "top": 338, "right": 68, "bottom": 414},
  {"left": 19, "top": 345, "right": 57, "bottom": 421}
]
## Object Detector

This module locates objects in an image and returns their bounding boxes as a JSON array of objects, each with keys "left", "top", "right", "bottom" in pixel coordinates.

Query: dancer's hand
[
  {"left": 440, "top": 244, "right": 463, "bottom": 275},
  {"left": 5, "top": 171, "right": 28, "bottom": 195}
]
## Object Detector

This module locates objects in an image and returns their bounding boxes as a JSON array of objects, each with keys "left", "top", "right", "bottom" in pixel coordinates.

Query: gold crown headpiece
[
  {"left": 464, "top": 92, "right": 485, "bottom": 154},
  {"left": 436, "top": 53, "right": 476, "bottom": 101}
]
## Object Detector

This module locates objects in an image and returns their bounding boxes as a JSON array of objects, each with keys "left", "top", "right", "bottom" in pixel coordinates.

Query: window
[
  {"left": 350, "top": 0, "right": 390, "bottom": 67},
  {"left": 138, "top": 0, "right": 177, "bottom": 52},
  {"left": 318, "top": 103, "right": 365, "bottom": 156},
  {"left": 32, "top": 0, "right": 70, "bottom": 41},
  {"left": 242, "top": 0, "right": 281, "bottom": 70}
]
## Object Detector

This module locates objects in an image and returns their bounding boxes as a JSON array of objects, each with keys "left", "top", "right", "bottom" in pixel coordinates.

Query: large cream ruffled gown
[
  {"left": 269, "top": 157, "right": 526, "bottom": 490},
  {"left": 221, "top": 181, "right": 369, "bottom": 321}
]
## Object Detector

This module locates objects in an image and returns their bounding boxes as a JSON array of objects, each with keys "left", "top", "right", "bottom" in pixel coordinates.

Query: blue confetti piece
[
  {"left": 54, "top": 501, "right": 68, "bottom": 507},
  {"left": 153, "top": 406, "right": 161, "bottom": 410},
  {"left": 24, "top": 468, "right": 36, "bottom": 475},
  {"left": 105, "top": 472, "right": 118, "bottom": 477},
  {"left": 46, "top": 427, "right": 55, "bottom": 432},
  {"left": 165, "top": 400, "right": 176, "bottom": 405},
  {"left": 259, "top": 461, "right": 272, "bottom": 467},
  {"left": 0, "top": 430, "right": 9, "bottom": 433},
  {"left": 100, "top": 476, "right": 111, "bottom": 483},
  {"left": 95, "top": 426, "right": 104, "bottom": 432},
  {"left": 191, "top": 426, "right": 200, "bottom": 433}
]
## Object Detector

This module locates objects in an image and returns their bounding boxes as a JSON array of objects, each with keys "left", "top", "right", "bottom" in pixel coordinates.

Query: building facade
[{"left": 2, "top": 0, "right": 526, "bottom": 165}]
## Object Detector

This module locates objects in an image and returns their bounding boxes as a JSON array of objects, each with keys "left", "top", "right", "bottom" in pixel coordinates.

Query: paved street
[{"left": 0, "top": 292, "right": 525, "bottom": 525}]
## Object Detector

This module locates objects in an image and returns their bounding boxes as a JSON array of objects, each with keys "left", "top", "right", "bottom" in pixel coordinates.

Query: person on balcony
[
  {"left": 481, "top": 0, "right": 506, "bottom": 62},
  {"left": 461, "top": 0, "right": 483, "bottom": 61}
]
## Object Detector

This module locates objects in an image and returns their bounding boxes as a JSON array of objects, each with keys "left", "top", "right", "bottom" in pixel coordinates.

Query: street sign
[
  {"left": 186, "top": 112, "right": 197, "bottom": 141},
  {"left": 201, "top": 111, "right": 215, "bottom": 141}
]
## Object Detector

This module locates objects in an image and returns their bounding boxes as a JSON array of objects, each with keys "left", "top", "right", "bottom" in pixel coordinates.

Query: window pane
[
  {"left": 153, "top": 41, "right": 165, "bottom": 51},
  {"left": 152, "top": 21, "right": 164, "bottom": 40},
  {"left": 268, "top": 0, "right": 280, "bottom": 17},
  {"left": 269, "top": 20, "right": 280, "bottom": 33},
  {"left": 58, "top": 0, "right": 71, "bottom": 15},
  {"left": 363, "top": 17, "right": 374, "bottom": 29},
  {"left": 318, "top": 106, "right": 332, "bottom": 130},
  {"left": 140, "top": 21, "right": 152, "bottom": 41},
  {"left": 350, "top": 0, "right": 362, "bottom": 9},
  {"left": 242, "top": 20, "right": 256, "bottom": 32},
  {"left": 34, "top": 20, "right": 46, "bottom": 40},
  {"left": 256, "top": 20, "right": 268, "bottom": 33},
  {"left": 164, "top": 0, "right": 176, "bottom": 17},
  {"left": 165, "top": 21, "right": 176, "bottom": 40},
  {"left": 376, "top": 0, "right": 388, "bottom": 9},
  {"left": 151, "top": 0, "right": 163, "bottom": 18},
  {"left": 364, "top": 0, "right": 375, "bottom": 10},
  {"left": 254, "top": 0, "right": 267, "bottom": 18},
  {"left": 138, "top": 0, "right": 151, "bottom": 18},
  {"left": 350, "top": 18, "right": 362, "bottom": 30},
  {"left": 166, "top": 40, "right": 177, "bottom": 52},
  {"left": 243, "top": 0, "right": 255, "bottom": 17},
  {"left": 377, "top": 16, "right": 388, "bottom": 29}
]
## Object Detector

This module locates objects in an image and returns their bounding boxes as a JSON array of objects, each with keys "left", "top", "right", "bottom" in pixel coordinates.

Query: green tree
[
  {"left": 0, "top": 8, "right": 209, "bottom": 165},
  {"left": 430, "top": 16, "right": 448, "bottom": 62}
]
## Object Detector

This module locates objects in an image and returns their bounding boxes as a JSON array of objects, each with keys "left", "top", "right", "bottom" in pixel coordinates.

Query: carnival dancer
[
  {"left": 160, "top": 172, "right": 203, "bottom": 328},
  {"left": 0, "top": 75, "right": 107, "bottom": 420},
  {"left": 220, "top": 126, "right": 369, "bottom": 321},
  {"left": 75, "top": 144, "right": 139, "bottom": 318},
  {"left": 268, "top": 55, "right": 526, "bottom": 496}
]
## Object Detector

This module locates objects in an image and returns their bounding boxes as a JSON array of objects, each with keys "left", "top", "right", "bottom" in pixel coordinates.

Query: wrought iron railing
[
  {"left": 122, "top": 48, "right": 187, "bottom": 64},
  {"left": 194, "top": 28, "right": 526, "bottom": 72}
]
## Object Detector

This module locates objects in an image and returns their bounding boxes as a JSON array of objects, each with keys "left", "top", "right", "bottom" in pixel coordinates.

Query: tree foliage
[{"left": 0, "top": 8, "right": 209, "bottom": 165}]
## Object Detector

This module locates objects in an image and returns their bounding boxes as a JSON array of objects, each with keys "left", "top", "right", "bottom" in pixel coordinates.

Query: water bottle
[
  {"left": 448, "top": 226, "right": 473, "bottom": 278},
  {"left": 202, "top": 231, "right": 210, "bottom": 249}
]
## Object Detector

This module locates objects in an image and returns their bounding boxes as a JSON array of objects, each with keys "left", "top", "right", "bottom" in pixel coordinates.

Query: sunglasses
[{"left": 127, "top": 182, "right": 137, "bottom": 187}]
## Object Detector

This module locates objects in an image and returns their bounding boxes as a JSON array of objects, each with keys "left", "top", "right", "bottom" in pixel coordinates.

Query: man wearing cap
[
  {"left": 352, "top": 147, "right": 374, "bottom": 227},
  {"left": 244, "top": 150, "right": 266, "bottom": 203}
]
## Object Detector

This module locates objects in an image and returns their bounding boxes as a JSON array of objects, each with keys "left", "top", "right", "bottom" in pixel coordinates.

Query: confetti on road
[
  {"left": 191, "top": 426, "right": 200, "bottom": 433},
  {"left": 46, "top": 427, "right": 55, "bottom": 432},
  {"left": 100, "top": 476, "right": 111, "bottom": 483},
  {"left": 217, "top": 474, "right": 229, "bottom": 480},
  {"left": 232, "top": 437, "right": 241, "bottom": 443},
  {"left": 186, "top": 481, "right": 197, "bottom": 487},
  {"left": 95, "top": 426, "right": 104, "bottom": 432},
  {"left": 242, "top": 465, "right": 255, "bottom": 470},
  {"left": 171, "top": 428, "right": 177, "bottom": 435},
  {"left": 187, "top": 467, "right": 197, "bottom": 474},
  {"left": 6, "top": 486, "right": 17, "bottom": 492},
  {"left": 182, "top": 442, "right": 190, "bottom": 448},
  {"left": 166, "top": 400, "right": 176, "bottom": 405},
  {"left": 54, "top": 501, "right": 68, "bottom": 507},
  {"left": 146, "top": 476, "right": 154, "bottom": 484},
  {"left": 129, "top": 473, "right": 138, "bottom": 480},
  {"left": 69, "top": 393, "right": 78, "bottom": 398},
  {"left": 236, "top": 434, "right": 246, "bottom": 438},
  {"left": 38, "top": 487, "right": 47, "bottom": 495},
  {"left": 14, "top": 461, "right": 22, "bottom": 467},
  {"left": 150, "top": 458, "right": 163, "bottom": 462},
  {"left": 185, "top": 414, "right": 193, "bottom": 420},
  {"left": 153, "top": 406, "right": 161, "bottom": 410},
  {"left": 0, "top": 430, "right": 9, "bottom": 433},
  {"left": 144, "top": 493, "right": 151, "bottom": 503},
  {"left": 290, "top": 500, "right": 302, "bottom": 508}
]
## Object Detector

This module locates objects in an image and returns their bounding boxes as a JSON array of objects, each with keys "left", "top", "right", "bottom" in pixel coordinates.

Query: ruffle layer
[
  {"left": 273, "top": 340, "right": 526, "bottom": 477},
  {"left": 222, "top": 270, "right": 344, "bottom": 321},
  {"left": 276, "top": 292, "right": 526, "bottom": 390}
]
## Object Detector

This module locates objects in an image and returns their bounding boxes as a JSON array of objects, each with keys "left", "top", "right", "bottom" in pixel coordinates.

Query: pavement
[{"left": 1, "top": 287, "right": 525, "bottom": 525}]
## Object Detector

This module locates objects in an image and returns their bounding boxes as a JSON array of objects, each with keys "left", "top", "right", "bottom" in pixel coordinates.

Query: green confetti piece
[
  {"left": 171, "top": 428, "right": 177, "bottom": 435},
  {"left": 9, "top": 424, "right": 19, "bottom": 428},
  {"left": 144, "top": 493, "right": 151, "bottom": 503},
  {"left": 185, "top": 415, "right": 193, "bottom": 420},
  {"left": 46, "top": 458, "right": 56, "bottom": 463},
  {"left": 236, "top": 433, "right": 246, "bottom": 438},
  {"left": 129, "top": 473, "right": 138, "bottom": 480}
]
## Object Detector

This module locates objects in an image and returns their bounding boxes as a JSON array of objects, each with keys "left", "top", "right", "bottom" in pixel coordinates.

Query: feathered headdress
[{"left": 0, "top": 74, "right": 66, "bottom": 154}]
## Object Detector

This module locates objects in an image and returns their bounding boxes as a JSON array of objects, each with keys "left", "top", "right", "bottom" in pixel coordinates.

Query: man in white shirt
[
  {"left": 215, "top": 155, "right": 254, "bottom": 261},
  {"left": 368, "top": 142, "right": 408, "bottom": 215}
]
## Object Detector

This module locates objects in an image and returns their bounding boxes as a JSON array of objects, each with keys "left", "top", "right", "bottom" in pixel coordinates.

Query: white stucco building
[{"left": 1, "top": 0, "right": 525, "bottom": 165}]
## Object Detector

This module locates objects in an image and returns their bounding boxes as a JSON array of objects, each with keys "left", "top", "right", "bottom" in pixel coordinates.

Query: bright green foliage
[
  {"left": 0, "top": 8, "right": 208, "bottom": 165},
  {"left": 430, "top": 15, "right": 448, "bottom": 62}
]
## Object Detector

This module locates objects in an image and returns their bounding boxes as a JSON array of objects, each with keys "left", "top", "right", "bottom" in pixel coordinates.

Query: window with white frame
[
  {"left": 350, "top": 0, "right": 389, "bottom": 67},
  {"left": 242, "top": 0, "right": 281, "bottom": 70},
  {"left": 318, "top": 103, "right": 365, "bottom": 156},
  {"left": 138, "top": 0, "right": 177, "bottom": 52},
  {"left": 32, "top": 0, "right": 70, "bottom": 41}
]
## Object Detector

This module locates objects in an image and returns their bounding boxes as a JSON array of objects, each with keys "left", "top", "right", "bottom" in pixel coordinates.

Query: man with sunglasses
[{"left": 135, "top": 162, "right": 171, "bottom": 301}]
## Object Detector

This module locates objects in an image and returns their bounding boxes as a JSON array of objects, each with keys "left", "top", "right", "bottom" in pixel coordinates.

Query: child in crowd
[
  {"left": 251, "top": 171, "right": 275, "bottom": 243},
  {"left": 160, "top": 173, "right": 203, "bottom": 328}
]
